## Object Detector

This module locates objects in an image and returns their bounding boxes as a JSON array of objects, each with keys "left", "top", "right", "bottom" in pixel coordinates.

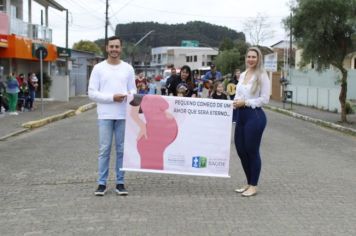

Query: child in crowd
[
  {"left": 193, "top": 72, "right": 203, "bottom": 97},
  {"left": 147, "top": 78, "right": 157, "bottom": 95},
  {"left": 211, "top": 81, "right": 227, "bottom": 100},
  {"left": 138, "top": 83, "right": 148, "bottom": 95},
  {"left": 176, "top": 83, "right": 188, "bottom": 97},
  {"left": 135, "top": 72, "right": 147, "bottom": 89}
]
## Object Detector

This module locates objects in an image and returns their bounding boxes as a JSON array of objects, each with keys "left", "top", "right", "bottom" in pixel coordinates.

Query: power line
[
  {"left": 109, "top": 0, "right": 135, "bottom": 16},
  {"left": 61, "top": 0, "right": 105, "bottom": 21},
  {"left": 108, "top": 0, "right": 135, "bottom": 34},
  {"left": 50, "top": 8, "right": 103, "bottom": 30},
  {"left": 76, "top": 0, "right": 106, "bottom": 12}
]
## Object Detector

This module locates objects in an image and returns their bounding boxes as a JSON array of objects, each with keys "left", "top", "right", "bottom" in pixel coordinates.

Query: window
[
  {"left": 194, "top": 55, "right": 197, "bottom": 62},
  {"left": 0, "top": 0, "right": 5, "bottom": 12}
]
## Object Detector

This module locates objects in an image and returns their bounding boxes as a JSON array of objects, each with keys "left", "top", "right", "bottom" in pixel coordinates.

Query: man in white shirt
[{"left": 88, "top": 36, "right": 136, "bottom": 196}]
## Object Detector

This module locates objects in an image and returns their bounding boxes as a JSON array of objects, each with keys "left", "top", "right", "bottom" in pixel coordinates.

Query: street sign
[
  {"left": 35, "top": 46, "right": 48, "bottom": 60},
  {"left": 181, "top": 40, "right": 199, "bottom": 47},
  {"left": 57, "top": 46, "right": 71, "bottom": 57},
  {"left": 264, "top": 52, "right": 278, "bottom": 72}
]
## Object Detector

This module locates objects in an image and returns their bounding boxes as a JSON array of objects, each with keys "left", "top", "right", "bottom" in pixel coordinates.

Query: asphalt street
[{"left": 0, "top": 109, "right": 355, "bottom": 236}]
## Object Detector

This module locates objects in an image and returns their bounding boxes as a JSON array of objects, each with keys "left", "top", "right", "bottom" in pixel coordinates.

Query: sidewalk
[
  {"left": 0, "top": 96, "right": 95, "bottom": 140},
  {"left": 1, "top": 96, "right": 355, "bottom": 141},
  {"left": 266, "top": 100, "right": 356, "bottom": 133}
]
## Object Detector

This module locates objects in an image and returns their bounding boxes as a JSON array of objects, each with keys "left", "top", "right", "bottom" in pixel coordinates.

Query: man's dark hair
[{"left": 107, "top": 36, "right": 122, "bottom": 45}]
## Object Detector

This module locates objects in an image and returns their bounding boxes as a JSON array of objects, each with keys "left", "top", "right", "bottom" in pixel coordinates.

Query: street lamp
[
  {"left": 131, "top": 30, "right": 155, "bottom": 67},
  {"left": 134, "top": 30, "right": 154, "bottom": 46}
]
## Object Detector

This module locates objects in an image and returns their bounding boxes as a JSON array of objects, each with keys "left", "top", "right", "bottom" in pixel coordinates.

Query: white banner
[{"left": 122, "top": 94, "right": 233, "bottom": 177}]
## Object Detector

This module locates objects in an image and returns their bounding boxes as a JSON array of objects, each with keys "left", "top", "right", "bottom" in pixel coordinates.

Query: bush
[
  {"left": 35, "top": 72, "right": 52, "bottom": 98},
  {"left": 345, "top": 101, "right": 355, "bottom": 114}
]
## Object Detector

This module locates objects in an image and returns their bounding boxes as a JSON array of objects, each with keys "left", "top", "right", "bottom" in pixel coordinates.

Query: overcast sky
[{"left": 30, "top": 0, "right": 292, "bottom": 48}]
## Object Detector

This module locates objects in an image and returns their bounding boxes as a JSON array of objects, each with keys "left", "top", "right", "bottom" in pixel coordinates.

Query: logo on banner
[{"left": 192, "top": 156, "right": 207, "bottom": 168}]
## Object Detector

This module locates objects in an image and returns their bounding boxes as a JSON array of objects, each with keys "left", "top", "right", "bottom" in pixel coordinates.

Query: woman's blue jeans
[{"left": 97, "top": 119, "right": 126, "bottom": 185}]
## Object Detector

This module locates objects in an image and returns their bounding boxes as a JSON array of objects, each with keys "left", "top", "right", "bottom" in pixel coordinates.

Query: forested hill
[{"left": 114, "top": 21, "right": 245, "bottom": 47}]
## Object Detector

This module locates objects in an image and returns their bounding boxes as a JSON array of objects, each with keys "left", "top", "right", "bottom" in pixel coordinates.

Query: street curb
[
  {"left": 21, "top": 102, "right": 96, "bottom": 129},
  {"left": 0, "top": 128, "right": 29, "bottom": 141},
  {"left": 0, "top": 102, "right": 96, "bottom": 141},
  {"left": 264, "top": 105, "right": 356, "bottom": 136},
  {"left": 74, "top": 102, "right": 96, "bottom": 115},
  {"left": 22, "top": 110, "right": 76, "bottom": 129}
]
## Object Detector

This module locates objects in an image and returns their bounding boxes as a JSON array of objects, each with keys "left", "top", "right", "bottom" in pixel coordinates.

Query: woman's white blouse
[{"left": 234, "top": 71, "right": 270, "bottom": 109}]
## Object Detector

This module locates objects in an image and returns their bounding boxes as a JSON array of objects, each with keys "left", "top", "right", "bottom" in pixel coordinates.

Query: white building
[{"left": 151, "top": 46, "right": 218, "bottom": 74}]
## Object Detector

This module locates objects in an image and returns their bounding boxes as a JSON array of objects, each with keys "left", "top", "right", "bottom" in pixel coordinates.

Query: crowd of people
[
  {"left": 0, "top": 72, "right": 38, "bottom": 116},
  {"left": 89, "top": 36, "right": 270, "bottom": 198},
  {"left": 133, "top": 64, "right": 240, "bottom": 102}
]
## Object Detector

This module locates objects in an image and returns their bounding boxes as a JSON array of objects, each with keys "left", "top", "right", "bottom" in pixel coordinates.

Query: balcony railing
[
  {"left": 10, "top": 17, "right": 52, "bottom": 42},
  {"left": 32, "top": 24, "right": 52, "bottom": 42},
  {"left": 10, "top": 17, "right": 28, "bottom": 37}
]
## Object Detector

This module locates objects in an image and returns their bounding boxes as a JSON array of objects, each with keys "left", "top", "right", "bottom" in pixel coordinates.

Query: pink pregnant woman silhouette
[{"left": 130, "top": 95, "right": 178, "bottom": 170}]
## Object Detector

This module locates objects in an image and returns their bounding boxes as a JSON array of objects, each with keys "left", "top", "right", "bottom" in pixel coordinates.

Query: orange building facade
[
  {"left": 0, "top": 0, "right": 66, "bottom": 78},
  {"left": 0, "top": 34, "right": 57, "bottom": 61}
]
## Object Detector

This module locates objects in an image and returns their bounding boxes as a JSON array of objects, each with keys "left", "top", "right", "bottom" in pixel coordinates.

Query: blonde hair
[
  {"left": 245, "top": 47, "right": 265, "bottom": 94},
  {"left": 212, "top": 81, "right": 223, "bottom": 93}
]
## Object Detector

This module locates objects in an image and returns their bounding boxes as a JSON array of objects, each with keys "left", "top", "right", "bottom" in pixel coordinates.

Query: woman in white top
[{"left": 233, "top": 47, "right": 270, "bottom": 197}]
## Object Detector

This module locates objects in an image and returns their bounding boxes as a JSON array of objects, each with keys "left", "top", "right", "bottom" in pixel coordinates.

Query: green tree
[
  {"left": 214, "top": 39, "right": 250, "bottom": 74},
  {"left": 94, "top": 38, "right": 105, "bottom": 55},
  {"left": 215, "top": 49, "right": 241, "bottom": 75},
  {"left": 234, "top": 40, "right": 251, "bottom": 70},
  {"left": 72, "top": 40, "right": 103, "bottom": 56},
  {"left": 115, "top": 21, "right": 244, "bottom": 48},
  {"left": 219, "top": 37, "right": 234, "bottom": 51},
  {"left": 288, "top": 0, "right": 356, "bottom": 122},
  {"left": 121, "top": 42, "right": 137, "bottom": 63}
]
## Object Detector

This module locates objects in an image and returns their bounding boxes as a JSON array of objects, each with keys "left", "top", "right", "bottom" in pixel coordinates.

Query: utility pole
[
  {"left": 105, "top": 0, "right": 109, "bottom": 45},
  {"left": 40, "top": 10, "right": 43, "bottom": 26},
  {"left": 65, "top": 9, "right": 69, "bottom": 75},
  {"left": 289, "top": 12, "right": 293, "bottom": 82},
  {"left": 104, "top": 0, "right": 109, "bottom": 58}
]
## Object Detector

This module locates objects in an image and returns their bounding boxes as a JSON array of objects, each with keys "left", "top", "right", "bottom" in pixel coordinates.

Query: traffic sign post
[{"left": 35, "top": 47, "right": 48, "bottom": 116}]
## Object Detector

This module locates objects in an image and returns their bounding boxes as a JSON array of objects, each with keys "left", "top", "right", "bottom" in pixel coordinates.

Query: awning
[
  {"left": 34, "top": 0, "right": 66, "bottom": 11},
  {"left": 0, "top": 35, "right": 57, "bottom": 61}
]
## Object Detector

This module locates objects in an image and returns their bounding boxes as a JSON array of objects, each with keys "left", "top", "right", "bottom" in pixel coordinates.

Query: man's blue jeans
[{"left": 97, "top": 119, "right": 125, "bottom": 186}]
